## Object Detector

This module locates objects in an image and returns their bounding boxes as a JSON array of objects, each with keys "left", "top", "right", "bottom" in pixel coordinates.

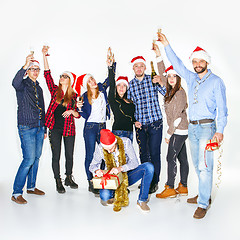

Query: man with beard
[
  {"left": 128, "top": 56, "right": 166, "bottom": 194},
  {"left": 158, "top": 33, "right": 228, "bottom": 219}
]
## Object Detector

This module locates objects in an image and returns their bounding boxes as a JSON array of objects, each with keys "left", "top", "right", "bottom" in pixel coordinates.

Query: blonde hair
[{"left": 87, "top": 84, "right": 100, "bottom": 105}]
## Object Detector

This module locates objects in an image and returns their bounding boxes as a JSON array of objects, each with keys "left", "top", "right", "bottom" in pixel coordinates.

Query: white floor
[{"left": 1, "top": 151, "right": 239, "bottom": 240}]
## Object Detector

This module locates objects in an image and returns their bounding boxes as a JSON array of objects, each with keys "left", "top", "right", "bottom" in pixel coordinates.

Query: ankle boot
[
  {"left": 65, "top": 175, "right": 78, "bottom": 189},
  {"left": 56, "top": 178, "right": 66, "bottom": 193},
  {"left": 88, "top": 180, "right": 100, "bottom": 196}
]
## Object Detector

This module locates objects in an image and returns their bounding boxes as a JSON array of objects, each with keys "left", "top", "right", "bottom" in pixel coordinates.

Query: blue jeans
[
  {"left": 112, "top": 130, "right": 133, "bottom": 142},
  {"left": 136, "top": 119, "right": 163, "bottom": 184},
  {"left": 188, "top": 122, "right": 216, "bottom": 209},
  {"left": 84, "top": 122, "right": 106, "bottom": 180},
  {"left": 13, "top": 125, "right": 45, "bottom": 197},
  {"left": 100, "top": 162, "right": 154, "bottom": 202}
]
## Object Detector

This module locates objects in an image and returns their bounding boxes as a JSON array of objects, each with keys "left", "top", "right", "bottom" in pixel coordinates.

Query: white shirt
[{"left": 87, "top": 92, "right": 106, "bottom": 123}]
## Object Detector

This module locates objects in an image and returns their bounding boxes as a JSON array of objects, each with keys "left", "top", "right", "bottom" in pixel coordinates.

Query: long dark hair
[
  {"left": 164, "top": 75, "right": 182, "bottom": 103},
  {"left": 115, "top": 89, "right": 132, "bottom": 104}
]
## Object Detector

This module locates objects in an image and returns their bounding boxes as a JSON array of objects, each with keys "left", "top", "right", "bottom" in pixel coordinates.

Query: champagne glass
[
  {"left": 43, "top": 42, "right": 50, "bottom": 56},
  {"left": 29, "top": 46, "right": 34, "bottom": 56},
  {"left": 157, "top": 28, "right": 162, "bottom": 41},
  {"left": 152, "top": 39, "right": 157, "bottom": 50}
]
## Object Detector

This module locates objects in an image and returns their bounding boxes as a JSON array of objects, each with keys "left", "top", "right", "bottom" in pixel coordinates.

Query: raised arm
[
  {"left": 42, "top": 46, "right": 57, "bottom": 95},
  {"left": 157, "top": 32, "right": 194, "bottom": 83},
  {"left": 12, "top": 54, "right": 33, "bottom": 90}
]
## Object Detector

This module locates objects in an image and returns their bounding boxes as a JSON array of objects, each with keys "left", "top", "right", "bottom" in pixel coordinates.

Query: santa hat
[
  {"left": 189, "top": 46, "right": 211, "bottom": 64},
  {"left": 24, "top": 60, "right": 41, "bottom": 78},
  {"left": 61, "top": 71, "right": 76, "bottom": 85},
  {"left": 164, "top": 65, "right": 178, "bottom": 76},
  {"left": 130, "top": 56, "right": 146, "bottom": 66},
  {"left": 76, "top": 74, "right": 93, "bottom": 90},
  {"left": 116, "top": 76, "right": 129, "bottom": 89},
  {"left": 100, "top": 129, "right": 117, "bottom": 149}
]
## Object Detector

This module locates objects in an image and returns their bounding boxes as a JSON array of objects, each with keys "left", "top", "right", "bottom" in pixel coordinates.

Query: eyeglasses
[
  {"left": 29, "top": 68, "right": 40, "bottom": 72},
  {"left": 60, "top": 74, "right": 70, "bottom": 79}
]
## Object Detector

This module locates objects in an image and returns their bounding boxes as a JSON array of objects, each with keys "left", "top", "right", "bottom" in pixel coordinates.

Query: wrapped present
[
  {"left": 92, "top": 170, "right": 123, "bottom": 190},
  {"left": 205, "top": 139, "right": 220, "bottom": 151}
]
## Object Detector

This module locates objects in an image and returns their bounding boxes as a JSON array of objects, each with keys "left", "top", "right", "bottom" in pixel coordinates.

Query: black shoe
[
  {"left": 149, "top": 183, "right": 158, "bottom": 194},
  {"left": 88, "top": 180, "right": 100, "bottom": 196},
  {"left": 65, "top": 175, "right": 78, "bottom": 189},
  {"left": 56, "top": 178, "right": 66, "bottom": 194}
]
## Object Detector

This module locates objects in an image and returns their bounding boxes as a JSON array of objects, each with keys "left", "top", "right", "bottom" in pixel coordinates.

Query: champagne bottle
[{"left": 150, "top": 61, "right": 158, "bottom": 86}]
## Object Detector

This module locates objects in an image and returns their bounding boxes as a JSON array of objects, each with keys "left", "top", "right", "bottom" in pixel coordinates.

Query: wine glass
[{"left": 29, "top": 46, "right": 34, "bottom": 56}]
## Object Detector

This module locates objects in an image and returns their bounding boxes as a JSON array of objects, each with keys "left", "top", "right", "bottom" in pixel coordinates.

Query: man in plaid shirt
[{"left": 128, "top": 56, "right": 166, "bottom": 194}]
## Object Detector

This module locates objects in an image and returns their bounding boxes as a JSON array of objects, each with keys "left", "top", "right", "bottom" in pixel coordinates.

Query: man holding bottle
[{"left": 128, "top": 56, "right": 166, "bottom": 193}]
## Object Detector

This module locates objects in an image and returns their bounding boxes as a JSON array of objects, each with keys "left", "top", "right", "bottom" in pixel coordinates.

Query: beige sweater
[{"left": 157, "top": 59, "right": 188, "bottom": 138}]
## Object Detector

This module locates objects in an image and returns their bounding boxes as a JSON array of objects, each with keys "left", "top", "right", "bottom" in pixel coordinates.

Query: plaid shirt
[
  {"left": 128, "top": 74, "right": 166, "bottom": 125},
  {"left": 44, "top": 70, "right": 80, "bottom": 136}
]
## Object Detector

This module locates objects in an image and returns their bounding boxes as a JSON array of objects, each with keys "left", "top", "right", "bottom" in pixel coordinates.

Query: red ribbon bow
[
  {"left": 100, "top": 170, "right": 120, "bottom": 189},
  {"left": 204, "top": 140, "right": 219, "bottom": 167}
]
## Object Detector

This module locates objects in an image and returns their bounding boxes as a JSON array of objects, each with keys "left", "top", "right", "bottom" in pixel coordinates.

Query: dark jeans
[
  {"left": 100, "top": 162, "right": 154, "bottom": 202},
  {"left": 49, "top": 128, "right": 75, "bottom": 179},
  {"left": 136, "top": 119, "right": 163, "bottom": 184},
  {"left": 166, "top": 134, "right": 188, "bottom": 188},
  {"left": 112, "top": 130, "right": 133, "bottom": 142},
  {"left": 84, "top": 122, "right": 106, "bottom": 180},
  {"left": 13, "top": 126, "right": 45, "bottom": 197}
]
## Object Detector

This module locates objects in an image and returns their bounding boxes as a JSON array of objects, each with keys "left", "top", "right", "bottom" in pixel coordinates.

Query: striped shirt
[{"left": 128, "top": 74, "right": 166, "bottom": 125}]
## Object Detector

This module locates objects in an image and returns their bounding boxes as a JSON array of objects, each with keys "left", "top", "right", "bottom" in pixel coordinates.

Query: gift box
[
  {"left": 205, "top": 139, "right": 220, "bottom": 151},
  {"left": 92, "top": 170, "right": 123, "bottom": 190}
]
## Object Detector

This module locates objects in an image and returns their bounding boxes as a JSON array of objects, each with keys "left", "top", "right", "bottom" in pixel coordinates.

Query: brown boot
[
  {"left": 193, "top": 207, "right": 207, "bottom": 219},
  {"left": 156, "top": 185, "right": 177, "bottom": 199},
  {"left": 11, "top": 195, "right": 27, "bottom": 204},
  {"left": 187, "top": 195, "right": 212, "bottom": 204},
  {"left": 175, "top": 183, "right": 188, "bottom": 196}
]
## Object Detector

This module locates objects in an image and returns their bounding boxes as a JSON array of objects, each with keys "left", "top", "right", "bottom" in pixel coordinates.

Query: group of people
[{"left": 11, "top": 31, "right": 228, "bottom": 219}]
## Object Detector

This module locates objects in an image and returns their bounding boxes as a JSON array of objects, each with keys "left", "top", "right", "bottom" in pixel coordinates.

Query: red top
[{"left": 44, "top": 70, "right": 80, "bottom": 136}]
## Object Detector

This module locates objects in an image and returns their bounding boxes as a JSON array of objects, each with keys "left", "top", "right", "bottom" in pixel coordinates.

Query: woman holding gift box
[
  {"left": 151, "top": 43, "right": 189, "bottom": 199},
  {"left": 42, "top": 46, "right": 80, "bottom": 194},
  {"left": 107, "top": 48, "right": 141, "bottom": 142},
  {"left": 76, "top": 50, "right": 114, "bottom": 195},
  {"left": 89, "top": 129, "right": 154, "bottom": 212}
]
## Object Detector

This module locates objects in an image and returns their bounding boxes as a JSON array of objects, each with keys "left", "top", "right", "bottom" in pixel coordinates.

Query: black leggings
[
  {"left": 166, "top": 134, "right": 189, "bottom": 188},
  {"left": 49, "top": 128, "right": 75, "bottom": 179}
]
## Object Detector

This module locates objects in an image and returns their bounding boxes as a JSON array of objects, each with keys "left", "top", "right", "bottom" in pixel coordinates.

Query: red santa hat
[
  {"left": 116, "top": 76, "right": 129, "bottom": 89},
  {"left": 189, "top": 46, "right": 211, "bottom": 64},
  {"left": 164, "top": 65, "right": 178, "bottom": 76},
  {"left": 25, "top": 60, "right": 41, "bottom": 78},
  {"left": 28, "top": 60, "right": 40, "bottom": 69},
  {"left": 61, "top": 71, "right": 76, "bottom": 85},
  {"left": 130, "top": 56, "right": 146, "bottom": 66},
  {"left": 100, "top": 129, "right": 117, "bottom": 149},
  {"left": 76, "top": 74, "right": 93, "bottom": 90}
]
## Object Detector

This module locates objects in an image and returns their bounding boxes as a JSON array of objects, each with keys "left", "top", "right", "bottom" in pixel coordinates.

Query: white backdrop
[{"left": 0, "top": 0, "right": 239, "bottom": 233}]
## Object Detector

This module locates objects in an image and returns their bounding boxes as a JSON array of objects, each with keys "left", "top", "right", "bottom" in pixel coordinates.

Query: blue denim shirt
[{"left": 165, "top": 44, "right": 228, "bottom": 133}]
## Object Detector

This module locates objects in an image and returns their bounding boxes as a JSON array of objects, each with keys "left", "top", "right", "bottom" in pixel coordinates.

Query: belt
[{"left": 190, "top": 119, "right": 214, "bottom": 125}]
